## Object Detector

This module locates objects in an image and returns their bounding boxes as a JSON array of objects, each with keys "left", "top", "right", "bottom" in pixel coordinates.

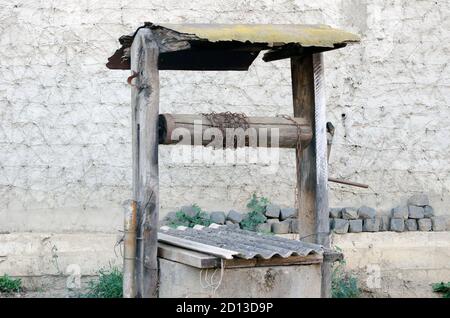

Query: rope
[
  {"left": 199, "top": 259, "right": 225, "bottom": 296},
  {"left": 201, "top": 112, "right": 250, "bottom": 148}
]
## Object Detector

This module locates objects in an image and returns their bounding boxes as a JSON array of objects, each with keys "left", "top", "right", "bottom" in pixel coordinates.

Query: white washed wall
[{"left": 0, "top": 1, "right": 448, "bottom": 232}]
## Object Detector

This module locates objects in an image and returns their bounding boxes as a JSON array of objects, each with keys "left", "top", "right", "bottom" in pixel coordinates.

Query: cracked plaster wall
[{"left": 0, "top": 1, "right": 449, "bottom": 233}]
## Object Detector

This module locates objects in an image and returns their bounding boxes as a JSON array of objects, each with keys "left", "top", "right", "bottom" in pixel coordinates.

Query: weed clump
[
  {"left": 0, "top": 274, "right": 22, "bottom": 294},
  {"left": 83, "top": 266, "right": 122, "bottom": 298}
]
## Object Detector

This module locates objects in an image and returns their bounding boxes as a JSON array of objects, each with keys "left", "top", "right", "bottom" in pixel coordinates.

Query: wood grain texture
[
  {"left": 312, "top": 53, "right": 331, "bottom": 298},
  {"left": 159, "top": 114, "right": 312, "bottom": 149},
  {"left": 291, "top": 55, "right": 316, "bottom": 242},
  {"left": 291, "top": 53, "right": 330, "bottom": 298},
  {"left": 122, "top": 200, "right": 137, "bottom": 298},
  {"left": 312, "top": 53, "right": 329, "bottom": 248},
  {"left": 130, "top": 28, "right": 160, "bottom": 298},
  {"left": 158, "top": 243, "right": 220, "bottom": 269}
]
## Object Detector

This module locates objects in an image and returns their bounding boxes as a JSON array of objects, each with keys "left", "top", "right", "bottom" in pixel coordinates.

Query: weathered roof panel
[
  {"left": 158, "top": 23, "right": 360, "bottom": 48},
  {"left": 159, "top": 225, "right": 323, "bottom": 260},
  {"left": 106, "top": 22, "right": 359, "bottom": 70}
]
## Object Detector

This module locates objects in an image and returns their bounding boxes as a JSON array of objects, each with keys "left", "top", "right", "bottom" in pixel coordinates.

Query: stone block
[
  {"left": 280, "top": 208, "right": 296, "bottom": 220},
  {"left": 265, "top": 204, "right": 281, "bottom": 218},
  {"left": 271, "top": 220, "right": 290, "bottom": 234},
  {"left": 418, "top": 218, "right": 432, "bottom": 231},
  {"left": 405, "top": 219, "right": 418, "bottom": 231},
  {"left": 289, "top": 219, "right": 300, "bottom": 233},
  {"left": 423, "top": 206, "right": 434, "bottom": 218},
  {"left": 226, "top": 210, "right": 243, "bottom": 223},
  {"left": 342, "top": 207, "right": 358, "bottom": 220},
  {"left": 431, "top": 216, "right": 447, "bottom": 231},
  {"left": 358, "top": 206, "right": 376, "bottom": 219},
  {"left": 407, "top": 193, "right": 429, "bottom": 207},
  {"left": 256, "top": 223, "right": 271, "bottom": 233},
  {"left": 332, "top": 219, "right": 349, "bottom": 234},
  {"left": 209, "top": 211, "right": 226, "bottom": 225},
  {"left": 408, "top": 206, "right": 424, "bottom": 219},
  {"left": 349, "top": 219, "right": 363, "bottom": 233},
  {"left": 329, "top": 208, "right": 342, "bottom": 219},
  {"left": 266, "top": 219, "right": 280, "bottom": 225},
  {"left": 181, "top": 205, "right": 198, "bottom": 218},
  {"left": 363, "top": 218, "right": 380, "bottom": 232},
  {"left": 390, "top": 218, "right": 405, "bottom": 232},
  {"left": 391, "top": 206, "right": 408, "bottom": 219},
  {"left": 225, "top": 221, "right": 240, "bottom": 229}
]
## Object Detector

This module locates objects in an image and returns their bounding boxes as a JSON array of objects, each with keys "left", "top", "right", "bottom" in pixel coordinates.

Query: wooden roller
[{"left": 158, "top": 113, "right": 312, "bottom": 149}]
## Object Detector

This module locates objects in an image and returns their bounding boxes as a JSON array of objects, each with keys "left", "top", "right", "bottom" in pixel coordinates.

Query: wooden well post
[
  {"left": 130, "top": 28, "right": 160, "bottom": 298},
  {"left": 115, "top": 23, "right": 357, "bottom": 299},
  {"left": 291, "top": 53, "right": 331, "bottom": 298}
]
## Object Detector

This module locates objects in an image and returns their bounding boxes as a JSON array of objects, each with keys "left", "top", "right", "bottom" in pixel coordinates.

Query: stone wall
[
  {"left": 330, "top": 194, "right": 449, "bottom": 234},
  {"left": 332, "top": 232, "right": 450, "bottom": 298},
  {"left": 1, "top": 231, "right": 448, "bottom": 298},
  {"left": 0, "top": 1, "right": 449, "bottom": 233}
]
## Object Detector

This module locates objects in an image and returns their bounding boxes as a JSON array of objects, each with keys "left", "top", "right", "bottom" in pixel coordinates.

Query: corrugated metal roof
[
  {"left": 157, "top": 23, "right": 360, "bottom": 48},
  {"left": 159, "top": 225, "right": 323, "bottom": 260}
]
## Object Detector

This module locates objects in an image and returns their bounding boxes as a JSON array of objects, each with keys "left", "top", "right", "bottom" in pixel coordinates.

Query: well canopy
[{"left": 106, "top": 22, "right": 360, "bottom": 71}]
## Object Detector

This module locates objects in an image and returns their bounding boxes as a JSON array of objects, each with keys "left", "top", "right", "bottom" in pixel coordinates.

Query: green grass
[
  {"left": 0, "top": 274, "right": 22, "bottom": 294},
  {"left": 240, "top": 194, "right": 269, "bottom": 231},
  {"left": 432, "top": 282, "right": 450, "bottom": 298},
  {"left": 331, "top": 252, "right": 360, "bottom": 298},
  {"left": 82, "top": 266, "right": 123, "bottom": 298},
  {"left": 168, "top": 204, "right": 211, "bottom": 228}
]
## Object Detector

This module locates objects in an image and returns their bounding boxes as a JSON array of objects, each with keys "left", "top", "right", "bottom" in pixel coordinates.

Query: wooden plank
[
  {"left": 291, "top": 53, "right": 331, "bottom": 298},
  {"left": 158, "top": 232, "right": 238, "bottom": 260},
  {"left": 291, "top": 55, "right": 316, "bottom": 242},
  {"left": 130, "top": 28, "right": 160, "bottom": 298},
  {"left": 158, "top": 243, "right": 220, "bottom": 269},
  {"left": 130, "top": 28, "right": 141, "bottom": 299},
  {"left": 312, "top": 53, "right": 331, "bottom": 298},
  {"left": 312, "top": 53, "right": 329, "bottom": 248},
  {"left": 263, "top": 45, "right": 346, "bottom": 62}
]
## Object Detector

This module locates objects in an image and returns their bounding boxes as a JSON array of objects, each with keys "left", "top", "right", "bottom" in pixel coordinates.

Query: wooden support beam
[
  {"left": 263, "top": 45, "right": 306, "bottom": 62},
  {"left": 291, "top": 53, "right": 331, "bottom": 298},
  {"left": 122, "top": 200, "right": 137, "bottom": 298},
  {"left": 263, "top": 44, "right": 346, "bottom": 62},
  {"left": 130, "top": 28, "right": 160, "bottom": 298},
  {"left": 312, "top": 54, "right": 332, "bottom": 299},
  {"left": 291, "top": 54, "right": 316, "bottom": 242},
  {"left": 312, "top": 53, "right": 330, "bottom": 248},
  {"left": 159, "top": 114, "right": 312, "bottom": 149}
]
